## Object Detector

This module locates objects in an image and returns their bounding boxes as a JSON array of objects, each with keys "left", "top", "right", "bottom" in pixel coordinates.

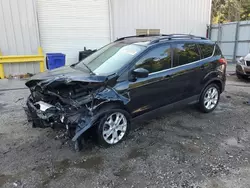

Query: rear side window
[
  {"left": 173, "top": 43, "right": 200, "bottom": 67},
  {"left": 199, "top": 44, "right": 214, "bottom": 58},
  {"left": 135, "top": 45, "right": 171, "bottom": 74}
]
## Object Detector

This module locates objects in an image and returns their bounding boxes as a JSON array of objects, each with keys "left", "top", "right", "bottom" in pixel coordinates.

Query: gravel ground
[{"left": 0, "top": 74, "right": 250, "bottom": 188}]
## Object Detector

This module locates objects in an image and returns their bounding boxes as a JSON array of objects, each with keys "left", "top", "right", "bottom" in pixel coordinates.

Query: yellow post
[
  {"left": 38, "top": 47, "right": 45, "bottom": 72},
  {"left": 0, "top": 50, "right": 4, "bottom": 79},
  {"left": 0, "top": 64, "right": 4, "bottom": 79}
]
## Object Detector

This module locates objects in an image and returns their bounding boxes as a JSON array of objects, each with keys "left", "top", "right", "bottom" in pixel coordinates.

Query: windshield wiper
[
  {"left": 71, "top": 62, "right": 95, "bottom": 75},
  {"left": 82, "top": 63, "right": 95, "bottom": 75}
]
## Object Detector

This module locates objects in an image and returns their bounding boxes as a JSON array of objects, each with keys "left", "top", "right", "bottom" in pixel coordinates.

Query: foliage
[{"left": 212, "top": 0, "right": 250, "bottom": 23}]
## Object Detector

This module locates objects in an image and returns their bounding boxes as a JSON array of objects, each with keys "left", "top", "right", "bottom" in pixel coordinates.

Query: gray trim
[{"left": 233, "top": 22, "right": 240, "bottom": 63}]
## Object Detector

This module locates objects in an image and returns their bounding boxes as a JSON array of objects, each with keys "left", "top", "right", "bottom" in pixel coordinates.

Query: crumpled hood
[{"left": 26, "top": 66, "right": 108, "bottom": 87}]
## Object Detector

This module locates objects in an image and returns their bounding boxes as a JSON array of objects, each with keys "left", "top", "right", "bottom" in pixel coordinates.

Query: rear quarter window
[
  {"left": 199, "top": 44, "right": 214, "bottom": 58},
  {"left": 214, "top": 44, "right": 222, "bottom": 56}
]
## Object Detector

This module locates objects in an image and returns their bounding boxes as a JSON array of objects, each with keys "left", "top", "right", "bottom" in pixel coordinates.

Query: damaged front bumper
[
  {"left": 24, "top": 95, "right": 94, "bottom": 151},
  {"left": 24, "top": 97, "right": 92, "bottom": 151},
  {"left": 24, "top": 95, "right": 111, "bottom": 150},
  {"left": 24, "top": 74, "right": 130, "bottom": 150},
  {"left": 24, "top": 96, "right": 64, "bottom": 128}
]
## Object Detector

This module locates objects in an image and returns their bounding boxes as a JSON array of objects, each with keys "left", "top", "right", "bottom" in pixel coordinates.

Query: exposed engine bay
[{"left": 24, "top": 74, "right": 129, "bottom": 151}]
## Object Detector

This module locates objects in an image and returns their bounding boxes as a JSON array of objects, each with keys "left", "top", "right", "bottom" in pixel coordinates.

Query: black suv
[{"left": 25, "top": 34, "right": 226, "bottom": 150}]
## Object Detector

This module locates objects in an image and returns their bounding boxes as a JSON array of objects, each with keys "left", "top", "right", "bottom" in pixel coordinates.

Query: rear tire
[
  {"left": 199, "top": 84, "right": 220, "bottom": 113},
  {"left": 236, "top": 72, "right": 243, "bottom": 79}
]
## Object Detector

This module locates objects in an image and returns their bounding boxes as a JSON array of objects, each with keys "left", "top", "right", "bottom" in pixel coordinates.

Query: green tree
[
  {"left": 212, "top": 0, "right": 250, "bottom": 23},
  {"left": 241, "top": 0, "right": 250, "bottom": 20}
]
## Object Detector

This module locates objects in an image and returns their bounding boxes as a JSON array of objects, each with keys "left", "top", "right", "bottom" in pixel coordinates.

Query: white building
[{"left": 0, "top": 0, "right": 212, "bottom": 75}]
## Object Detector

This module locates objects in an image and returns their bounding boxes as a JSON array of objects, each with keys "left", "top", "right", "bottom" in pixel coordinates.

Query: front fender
[
  {"left": 95, "top": 87, "right": 130, "bottom": 105},
  {"left": 72, "top": 87, "right": 131, "bottom": 142}
]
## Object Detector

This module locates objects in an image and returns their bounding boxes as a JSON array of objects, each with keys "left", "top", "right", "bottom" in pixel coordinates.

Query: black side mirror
[{"left": 132, "top": 68, "right": 149, "bottom": 78}]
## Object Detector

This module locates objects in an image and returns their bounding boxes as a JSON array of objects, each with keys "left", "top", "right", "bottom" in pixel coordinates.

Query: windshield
[{"left": 75, "top": 42, "right": 146, "bottom": 75}]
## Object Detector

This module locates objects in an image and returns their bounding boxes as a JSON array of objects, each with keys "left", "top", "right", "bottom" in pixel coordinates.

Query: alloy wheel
[
  {"left": 204, "top": 87, "right": 219, "bottom": 110},
  {"left": 102, "top": 112, "right": 127, "bottom": 144}
]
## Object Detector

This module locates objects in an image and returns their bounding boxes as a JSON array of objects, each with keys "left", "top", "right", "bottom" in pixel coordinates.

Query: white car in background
[{"left": 236, "top": 53, "right": 250, "bottom": 79}]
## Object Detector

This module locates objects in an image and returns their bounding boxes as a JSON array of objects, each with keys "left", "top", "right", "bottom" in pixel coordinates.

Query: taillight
[{"left": 219, "top": 58, "right": 227, "bottom": 65}]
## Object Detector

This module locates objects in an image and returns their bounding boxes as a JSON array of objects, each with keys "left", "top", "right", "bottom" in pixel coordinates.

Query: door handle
[{"left": 200, "top": 65, "right": 205, "bottom": 70}]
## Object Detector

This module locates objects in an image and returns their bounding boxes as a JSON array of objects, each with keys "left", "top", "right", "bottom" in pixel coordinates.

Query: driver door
[{"left": 127, "top": 44, "right": 173, "bottom": 116}]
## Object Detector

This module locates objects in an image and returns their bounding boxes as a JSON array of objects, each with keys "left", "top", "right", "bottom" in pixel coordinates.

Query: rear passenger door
[{"left": 171, "top": 42, "right": 202, "bottom": 100}]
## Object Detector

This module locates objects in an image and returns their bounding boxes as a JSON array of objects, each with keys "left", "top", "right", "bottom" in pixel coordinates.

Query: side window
[
  {"left": 173, "top": 43, "right": 200, "bottom": 67},
  {"left": 135, "top": 45, "right": 171, "bottom": 74},
  {"left": 214, "top": 44, "right": 222, "bottom": 56},
  {"left": 199, "top": 44, "right": 214, "bottom": 58}
]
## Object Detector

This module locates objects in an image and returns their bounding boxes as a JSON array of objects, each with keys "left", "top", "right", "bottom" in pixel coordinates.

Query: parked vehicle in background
[
  {"left": 24, "top": 34, "right": 227, "bottom": 151},
  {"left": 236, "top": 53, "right": 250, "bottom": 79}
]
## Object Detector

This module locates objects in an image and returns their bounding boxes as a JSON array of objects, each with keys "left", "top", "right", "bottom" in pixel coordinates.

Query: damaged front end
[{"left": 24, "top": 73, "right": 129, "bottom": 150}]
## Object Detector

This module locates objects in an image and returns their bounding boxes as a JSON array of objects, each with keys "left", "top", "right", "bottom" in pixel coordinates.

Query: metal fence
[{"left": 209, "top": 20, "right": 250, "bottom": 63}]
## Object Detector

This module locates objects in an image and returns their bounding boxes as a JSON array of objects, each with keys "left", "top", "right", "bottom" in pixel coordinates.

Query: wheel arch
[
  {"left": 72, "top": 102, "right": 131, "bottom": 143},
  {"left": 94, "top": 100, "right": 130, "bottom": 114},
  {"left": 90, "top": 100, "right": 132, "bottom": 130},
  {"left": 201, "top": 78, "right": 224, "bottom": 96}
]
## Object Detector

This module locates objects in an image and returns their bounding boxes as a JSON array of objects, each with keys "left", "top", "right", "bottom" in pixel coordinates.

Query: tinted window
[
  {"left": 173, "top": 43, "right": 200, "bottom": 67},
  {"left": 199, "top": 44, "right": 214, "bottom": 58},
  {"left": 135, "top": 45, "right": 171, "bottom": 73},
  {"left": 214, "top": 44, "right": 222, "bottom": 56}
]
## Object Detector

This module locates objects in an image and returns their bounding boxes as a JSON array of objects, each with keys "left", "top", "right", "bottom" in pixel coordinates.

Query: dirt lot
[{"left": 0, "top": 74, "right": 250, "bottom": 188}]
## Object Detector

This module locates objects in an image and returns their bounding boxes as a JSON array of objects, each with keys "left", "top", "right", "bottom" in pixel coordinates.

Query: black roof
[{"left": 115, "top": 34, "right": 213, "bottom": 46}]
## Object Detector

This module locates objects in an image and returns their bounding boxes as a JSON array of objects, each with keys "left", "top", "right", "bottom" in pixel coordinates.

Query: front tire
[
  {"left": 199, "top": 84, "right": 220, "bottom": 113},
  {"left": 236, "top": 72, "right": 248, "bottom": 80},
  {"left": 97, "top": 108, "right": 131, "bottom": 147}
]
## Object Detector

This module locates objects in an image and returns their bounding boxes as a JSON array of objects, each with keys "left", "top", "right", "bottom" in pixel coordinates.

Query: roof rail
[
  {"left": 115, "top": 34, "right": 169, "bottom": 42},
  {"left": 149, "top": 34, "right": 208, "bottom": 44},
  {"left": 114, "top": 34, "right": 208, "bottom": 44}
]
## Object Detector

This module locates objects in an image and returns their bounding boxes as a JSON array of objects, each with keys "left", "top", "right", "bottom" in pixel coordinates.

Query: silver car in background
[{"left": 236, "top": 53, "right": 250, "bottom": 79}]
